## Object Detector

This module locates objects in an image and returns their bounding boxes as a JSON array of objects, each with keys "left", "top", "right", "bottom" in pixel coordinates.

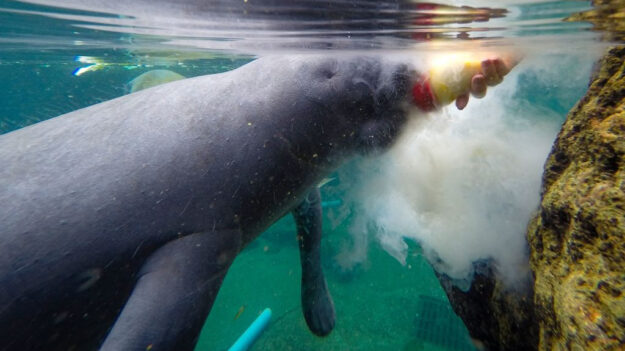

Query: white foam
[{"left": 333, "top": 50, "right": 600, "bottom": 288}]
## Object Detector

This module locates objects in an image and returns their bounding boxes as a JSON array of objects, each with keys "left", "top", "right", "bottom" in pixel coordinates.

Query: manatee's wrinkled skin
[{"left": 0, "top": 55, "right": 413, "bottom": 350}]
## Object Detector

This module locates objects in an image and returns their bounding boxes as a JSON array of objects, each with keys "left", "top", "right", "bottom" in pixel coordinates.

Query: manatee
[
  {"left": 0, "top": 53, "right": 509, "bottom": 350},
  {"left": 0, "top": 55, "right": 415, "bottom": 350}
]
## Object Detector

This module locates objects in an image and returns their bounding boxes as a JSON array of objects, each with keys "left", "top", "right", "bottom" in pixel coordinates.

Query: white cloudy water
[{"left": 332, "top": 50, "right": 602, "bottom": 289}]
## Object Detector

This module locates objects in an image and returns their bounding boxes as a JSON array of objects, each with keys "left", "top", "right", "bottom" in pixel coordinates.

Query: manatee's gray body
[{"left": 0, "top": 56, "right": 412, "bottom": 350}]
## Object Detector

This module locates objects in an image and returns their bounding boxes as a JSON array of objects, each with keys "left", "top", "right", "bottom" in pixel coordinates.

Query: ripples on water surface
[
  {"left": 0, "top": 0, "right": 610, "bottom": 131},
  {"left": 0, "top": 0, "right": 614, "bottom": 57},
  {"left": 0, "top": 1, "right": 614, "bottom": 120}
]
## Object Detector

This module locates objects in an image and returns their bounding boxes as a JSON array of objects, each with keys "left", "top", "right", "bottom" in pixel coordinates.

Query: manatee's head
[
  {"left": 349, "top": 58, "right": 415, "bottom": 155},
  {"left": 300, "top": 56, "right": 416, "bottom": 156}
]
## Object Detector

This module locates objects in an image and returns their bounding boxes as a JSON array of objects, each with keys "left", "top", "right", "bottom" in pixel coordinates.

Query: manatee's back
[
  {"left": 0, "top": 70, "right": 254, "bottom": 349},
  {"left": 0, "top": 56, "right": 329, "bottom": 349},
  {"left": 0, "top": 55, "right": 366, "bottom": 349}
]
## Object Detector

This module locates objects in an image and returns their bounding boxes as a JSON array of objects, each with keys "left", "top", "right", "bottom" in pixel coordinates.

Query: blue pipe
[{"left": 228, "top": 308, "right": 272, "bottom": 351}]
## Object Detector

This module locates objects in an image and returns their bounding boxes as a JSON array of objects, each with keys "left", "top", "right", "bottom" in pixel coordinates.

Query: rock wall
[
  {"left": 435, "top": 4, "right": 625, "bottom": 345},
  {"left": 435, "top": 262, "right": 537, "bottom": 351},
  {"left": 437, "top": 45, "right": 625, "bottom": 351},
  {"left": 527, "top": 45, "right": 625, "bottom": 350}
]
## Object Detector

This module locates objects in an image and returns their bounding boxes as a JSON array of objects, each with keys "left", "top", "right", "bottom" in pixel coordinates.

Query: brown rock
[
  {"left": 437, "top": 45, "right": 625, "bottom": 351},
  {"left": 434, "top": 11, "right": 625, "bottom": 347},
  {"left": 435, "top": 261, "right": 537, "bottom": 351},
  {"left": 528, "top": 45, "right": 625, "bottom": 350}
]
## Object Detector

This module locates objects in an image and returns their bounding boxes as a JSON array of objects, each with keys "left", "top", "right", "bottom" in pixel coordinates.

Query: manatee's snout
[
  {"left": 374, "top": 61, "right": 413, "bottom": 110},
  {"left": 297, "top": 56, "right": 416, "bottom": 155},
  {"left": 354, "top": 59, "right": 415, "bottom": 154}
]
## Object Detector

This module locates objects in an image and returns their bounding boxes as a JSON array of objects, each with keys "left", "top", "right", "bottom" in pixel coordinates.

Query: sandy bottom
[{"left": 195, "top": 216, "right": 476, "bottom": 351}]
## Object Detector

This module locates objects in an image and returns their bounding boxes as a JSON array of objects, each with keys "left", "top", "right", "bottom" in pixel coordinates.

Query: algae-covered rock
[
  {"left": 432, "top": 2, "right": 625, "bottom": 347},
  {"left": 437, "top": 45, "right": 625, "bottom": 351},
  {"left": 528, "top": 45, "right": 625, "bottom": 350}
]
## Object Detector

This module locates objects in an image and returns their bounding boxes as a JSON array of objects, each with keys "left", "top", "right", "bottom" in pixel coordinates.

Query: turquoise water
[
  {"left": 0, "top": 0, "right": 615, "bottom": 350},
  {"left": 197, "top": 215, "right": 470, "bottom": 351}
]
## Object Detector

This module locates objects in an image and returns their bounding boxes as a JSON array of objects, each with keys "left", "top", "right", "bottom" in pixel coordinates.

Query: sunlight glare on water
[{"left": 0, "top": 0, "right": 613, "bottom": 58}]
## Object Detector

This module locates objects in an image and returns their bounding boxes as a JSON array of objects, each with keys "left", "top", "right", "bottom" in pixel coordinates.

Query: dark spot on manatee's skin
[
  {"left": 217, "top": 251, "right": 232, "bottom": 265},
  {"left": 76, "top": 268, "right": 103, "bottom": 292},
  {"left": 53, "top": 311, "right": 69, "bottom": 325}
]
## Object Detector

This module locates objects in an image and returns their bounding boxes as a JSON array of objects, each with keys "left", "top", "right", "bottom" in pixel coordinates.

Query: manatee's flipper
[
  {"left": 292, "top": 188, "right": 335, "bottom": 336},
  {"left": 100, "top": 230, "right": 241, "bottom": 351}
]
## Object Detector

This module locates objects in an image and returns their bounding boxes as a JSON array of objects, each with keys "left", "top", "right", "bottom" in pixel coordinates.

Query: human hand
[
  {"left": 455, "top": 57, "right": 517, "bottom": 110},
  {"left": 411, "top": 54, "right": 520, "bottom": 112}
]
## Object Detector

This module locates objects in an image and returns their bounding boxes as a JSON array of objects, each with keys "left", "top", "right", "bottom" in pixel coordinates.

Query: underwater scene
[{"left": 0, "top": 0, "right": 624, "bottom": 350}]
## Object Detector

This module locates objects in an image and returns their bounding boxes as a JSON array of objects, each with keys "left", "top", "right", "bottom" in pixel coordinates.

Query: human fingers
[
  {"left": 455, "top": 93, "right": 470, "bottom": 110},
  {"left": 481, "top": 59, "right": 503, "bottom": 86},
  {"left": 494, "top": 58, "right": 511, "bottom": 78},
  {"left": 470, "top": 74, "right": 487, "bottom": 98}
]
